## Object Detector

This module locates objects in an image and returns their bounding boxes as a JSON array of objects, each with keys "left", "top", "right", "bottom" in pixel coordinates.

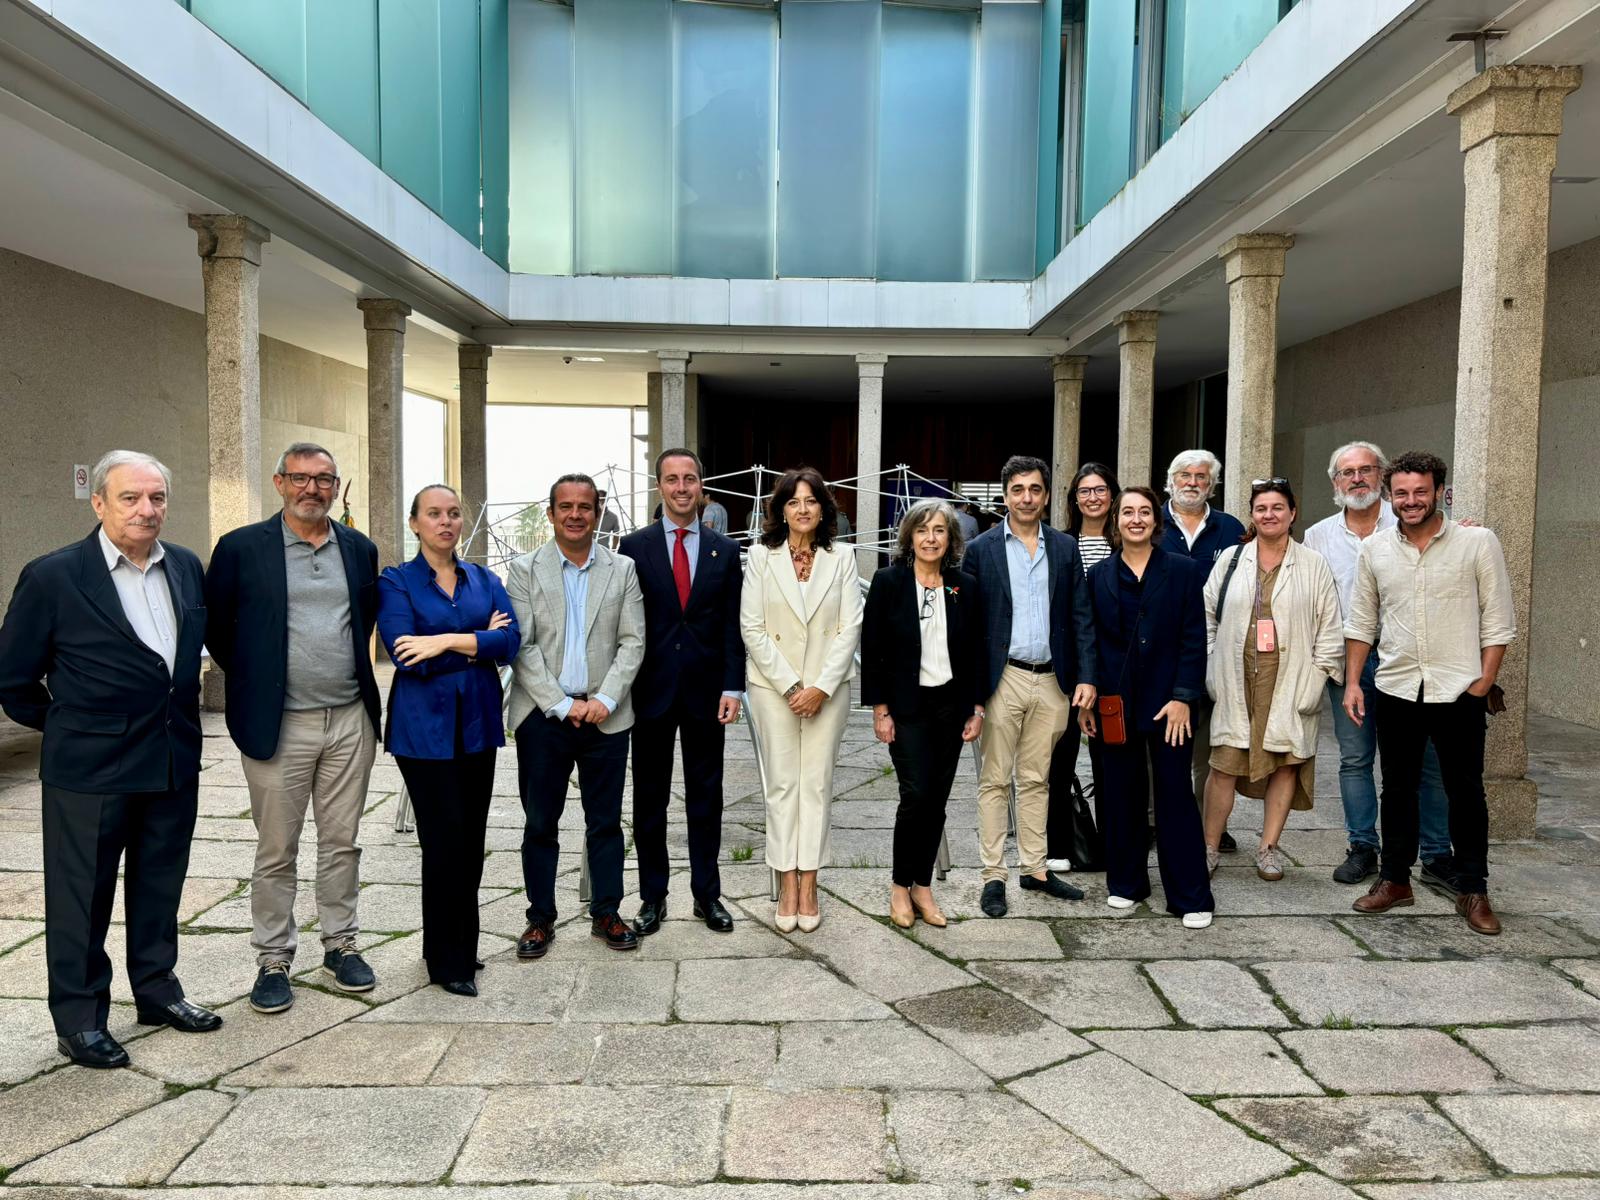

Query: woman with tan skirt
[{"left": 1201, "top": 478, "right": 1343, "bottom": 882}]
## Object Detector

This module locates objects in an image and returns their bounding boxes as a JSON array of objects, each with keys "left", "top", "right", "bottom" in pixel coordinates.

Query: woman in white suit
[{"left": 741, "top": 467, "right": 864, "bottom": 932}]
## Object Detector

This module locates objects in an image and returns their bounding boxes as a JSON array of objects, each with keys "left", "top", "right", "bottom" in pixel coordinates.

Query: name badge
[{"left": 1256, "top": 619, "right": 1277, "bottom": 653}]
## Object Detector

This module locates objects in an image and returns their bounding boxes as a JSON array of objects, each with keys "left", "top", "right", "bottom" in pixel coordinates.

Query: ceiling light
[{"left": 572, "top": 355, "right": 606, "bottom": 362}]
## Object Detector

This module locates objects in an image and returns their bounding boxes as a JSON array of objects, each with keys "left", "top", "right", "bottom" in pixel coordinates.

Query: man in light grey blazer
[{"left": 506, "top": 473, "right": 646, "bottom": 958}]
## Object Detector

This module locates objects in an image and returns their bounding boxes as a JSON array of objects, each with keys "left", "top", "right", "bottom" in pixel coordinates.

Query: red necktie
[{"left": 673, "top": 527, "right": 692, "bottom": 609}]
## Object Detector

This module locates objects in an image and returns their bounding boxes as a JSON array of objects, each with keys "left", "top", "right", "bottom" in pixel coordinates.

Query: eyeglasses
[
  {"left": 284, "top": 472, "right": 339, "bottom": 490},
  {"left": 920, "top": 587, "right": 938, "bottom": 621},
  {"left": 1075, "top": 485, "right": 1110, "bottom": 498},
  {"left": 1335, "top": 466, "right": 1381, "bottom": 480},
  {"left": 1251, "top": 477, "right": 1291, "bottom": 490}
]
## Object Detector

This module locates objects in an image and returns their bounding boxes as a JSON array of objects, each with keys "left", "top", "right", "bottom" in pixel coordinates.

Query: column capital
[
  {"left": 658, "top": 349, "right": 691, "bottom": 372},
  {"left": 1218, "top": 233, "right": 1294, "bottom": 283},
  {"left": 856, "top": 352, "right": 888, "bottom": 379},
  {"left": 188, "top": 213, "right": 270, "bottom": 264},
  {"left": 458, "top": 342, "right": 493, "bottom": 371},
  {"left": 1050, "top": 353, "right": 1088, "bottom": 383},
  {"left": 358, "top": 297, "right": 412, "bottom": 333},
  {"left": 1447, "top": 64, "right": 1582, "bottom": 152},
  {"left": 1115, "top": 310, "right": 1160, "bottom": 344}
]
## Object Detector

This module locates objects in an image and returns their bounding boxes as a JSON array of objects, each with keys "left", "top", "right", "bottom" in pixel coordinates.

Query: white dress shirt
[
  {"left": 98, "top": 528, "right": 177, "bottom": 674},
  {"left": 1345, "top": 518, "right": 1516, "bottom": 704},
  {"left": 917, "top": 582, "right": 954, "bottom": 687},
  {"left": 1302, "top": 503, "right": 1397, "bottom": 617}
]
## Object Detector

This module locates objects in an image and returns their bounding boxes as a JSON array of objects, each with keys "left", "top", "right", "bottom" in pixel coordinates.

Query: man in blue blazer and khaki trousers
[{"left": 965, "top": 455, "right": 1098, "bottom": 917}]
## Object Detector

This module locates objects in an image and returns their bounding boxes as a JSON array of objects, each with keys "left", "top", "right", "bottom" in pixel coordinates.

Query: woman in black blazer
[
  {"left": 1081, "top": 486, "right": 1215, "bottom": 928},
  {"left": 861, "top": 500, "right": 985, "bottom": 928}
]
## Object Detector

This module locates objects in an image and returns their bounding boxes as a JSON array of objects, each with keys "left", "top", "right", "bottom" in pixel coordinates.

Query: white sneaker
[
  {"left": 1182, "top": 911, "right": 1214, "bottom": 930},
  {"left": 1106, "top": 895, "right": 1136, "bottom": 910},
  {"left": 1046, "top": 858, "right": 1073, "bottom": 873}
]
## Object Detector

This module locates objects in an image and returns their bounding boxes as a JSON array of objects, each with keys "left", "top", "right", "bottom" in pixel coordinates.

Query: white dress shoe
[
  {"left": 796, "top": 911, "right": 821, "bottom": 933},
  {"left": 1045, "top": 858, "right": 1073, "bottom": 873},
  {"left": 775, "top": 910, "right": 799, "bottom": 933},
  {"left": 1106, "top": 895, "right": 1136, "bottom": 910},
  {"left": 1182, "top": 911, "right": 1214, "bottom": 930}
]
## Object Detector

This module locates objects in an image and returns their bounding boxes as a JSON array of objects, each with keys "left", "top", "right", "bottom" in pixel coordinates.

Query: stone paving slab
[
  {"left": 0, "top": 917, "right": 41, "bottom": 951},
  {"left": 1055, "top": 915, "right": 1365, "bottom": 961},
  {"left": 722, "top": 1086, "right": 886, "bottom": 1182},
  {"left": 128, "top": 986, "right": 368, "bottom": 1084},
  {"left": 1237, "top": 1174, "right": 1365, "bottom": 1199},
  {"left": 172, "top": 1085, "right": 484, "bottom": 1183},
  {"left": 972, "top": 960, "right": 1172, "bottom": 1029},
  {"left": 1278, "top": 1029, "right": 1499, "bottom": 1094},
  {"left": 1259, "top": 959, "right": 1600, "bottom": 1026},
  {"left": 1362, "top": 1182, "right": 1600, "bottom": 1199},
  {"left": 1459, "top": 1022, "right": 1600, "bottom": 1090},
  {"left": 223, "top": 1021, "right": 459, "bottom": 1086},
  {"left": 1207, "top": 868, "right": 1455, "bottom": 916},
  {"left": 0, "top": 927, "right": 260, "bottom": 1007},
  {"left": 1088, "top": 1030, "right": 1320, "bottom": 1096},
  {"left": 566, "top": 959, "right": 676, "bottom": 1021},
  {"left": 429, "top": 1021, "right": 603, "bottom": 1084},
  {"left": 822, "top": 866, "right": 1116, "bottom": 920},
  {"left": 895, "top": 984, "right": 1093, "bottom": 1079},
  {"left": 0, "top": 871, "right": 45, "bottom": 920},
  {"left": 1008, "top": 1051, "right": 1294, "bottom": 1199},
  {"left": 675, "top": 958, "right": 892, "bottom": 1022},
  {"left": 773, "top": 1019, "right": 991, "bottom": 1090},
  {"left": 1144, "top": 960, "right": 1290, "bottom": 1027},
  {"left": 1216, "top": 1096, "right": 1489, "bottom": 1181},
  {"left": 1555, "top": 956, "right": 1600, "bottom": 997},
  {"left": 1438, "top": 1093, "right": 1600, "bottom": 1173},
  {"left": 913, "top": 916, "right": 1064, "bottom": 960},
  {"left": 888, "top": 1088, "right": 1124, "bottom": 1184},
  {"left": 0, "top": 1064, "right": 165, "bottom": 1171},
  {"left": 357, "top": 960, "right": 579, "bottom": 1024},
  {"left": 587, "top": 1022, "right": 777, "bottom": 1085},
  {"left": 454, "top": 1085, "right": 727, "bottom": 1183},
  {"left": 8, "top": 1088, "right": 234, "bottom": 1184},
  {"left": 1337, "top": 913, "right": 1599, "bottom": 959}
]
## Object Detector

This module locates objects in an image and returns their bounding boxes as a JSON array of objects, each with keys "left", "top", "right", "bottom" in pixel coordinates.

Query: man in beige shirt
[{"left": 1341, "top": 450, "right": 1515, "bottom": 935}]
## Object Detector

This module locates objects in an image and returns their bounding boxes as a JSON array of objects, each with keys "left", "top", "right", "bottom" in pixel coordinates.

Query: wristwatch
[{"left": 783, "top": 682, "right": 802, "bottom": 699}]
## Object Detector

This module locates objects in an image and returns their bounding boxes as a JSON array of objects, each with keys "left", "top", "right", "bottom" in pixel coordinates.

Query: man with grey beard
[{"left": 1304, "top": 441, "right": 1454, "bottom": 887}]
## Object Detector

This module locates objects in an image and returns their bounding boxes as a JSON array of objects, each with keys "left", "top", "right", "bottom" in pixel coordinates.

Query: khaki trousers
[
  {"left": 979, "top": 665, "right": 1071, "bottom": 883},
  {"left": 242, "top": 700, "right": 377, "bottom": 965}
]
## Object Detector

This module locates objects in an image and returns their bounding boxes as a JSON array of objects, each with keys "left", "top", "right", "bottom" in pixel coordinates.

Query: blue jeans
[{"left": 1327, "top": 652, "right": 1451, "bottom": 858}]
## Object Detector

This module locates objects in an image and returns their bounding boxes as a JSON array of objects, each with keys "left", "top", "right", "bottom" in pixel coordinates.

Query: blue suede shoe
[
  {"left": 249, "top": 961, "right": 294, "bottom": 1013},
  {"left": 322, "top": 941, "right": 376, "bottom": 992}
]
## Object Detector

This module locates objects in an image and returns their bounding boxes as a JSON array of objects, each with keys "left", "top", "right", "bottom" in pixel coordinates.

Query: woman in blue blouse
[{"left": 378, "top": 485, "right": 520, "bottom": 995}]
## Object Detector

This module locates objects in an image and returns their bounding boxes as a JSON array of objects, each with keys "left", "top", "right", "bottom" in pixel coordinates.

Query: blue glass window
[
  {"left": 509, "top": 0, "right": 575, "bottom": 274},
  {"left": 973, "top": 2, "right": 1043, "bottom": 280},
  {"left": 1160, "top": 0, "right": 1282, "bottom": 143},
  {"left": 1076, "top": 0, "right": 1136, "bottom": 226}
]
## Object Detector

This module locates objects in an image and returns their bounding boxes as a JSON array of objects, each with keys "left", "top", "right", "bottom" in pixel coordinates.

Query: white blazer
[{"left": 740, "top": 542, "right": 864, "bottom": 697}]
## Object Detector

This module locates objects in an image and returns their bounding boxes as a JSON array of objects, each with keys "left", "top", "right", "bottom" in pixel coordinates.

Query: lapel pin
[{"left": 711, "top": 550, "right": 719, "bottom": 558}]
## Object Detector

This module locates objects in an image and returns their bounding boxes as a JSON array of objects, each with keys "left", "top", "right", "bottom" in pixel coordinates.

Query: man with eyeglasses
[
  {"left": 1304, "top": 441, "right": 1455, "bottom": 888},
  {"left": 205, "top": 442, "right": 383, "bottom": 1013}
]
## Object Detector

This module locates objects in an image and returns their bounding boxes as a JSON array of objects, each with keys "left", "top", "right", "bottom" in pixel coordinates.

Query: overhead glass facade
[{"left": 1160, "top": 0, "right": 1286, "bottom": 144}]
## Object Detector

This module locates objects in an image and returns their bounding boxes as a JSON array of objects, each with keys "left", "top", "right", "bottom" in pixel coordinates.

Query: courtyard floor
[{"left": 2, "top": 692, "right": 1600, "bottom": 1199}]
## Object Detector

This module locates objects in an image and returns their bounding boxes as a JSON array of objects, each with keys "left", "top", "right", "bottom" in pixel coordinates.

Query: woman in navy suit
[
  {"left": 861, "top": 501, "right": 985, "bottom": 928},
  {"left": 377, "top": 485, "right": 520, "bottom": 994},
  {"left": 1081, "top": 486, "right": 1214, "bottom": 928}
]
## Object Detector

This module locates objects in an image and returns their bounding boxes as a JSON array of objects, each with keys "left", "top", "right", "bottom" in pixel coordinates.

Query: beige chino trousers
[{"left": 978, "top": 665, "right": 1071, "bottom": 883}]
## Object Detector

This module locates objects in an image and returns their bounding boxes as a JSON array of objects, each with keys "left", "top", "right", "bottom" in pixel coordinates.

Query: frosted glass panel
[
  {"left": 191, "top": 0, "right": 307, "bottom": 98},
  {"left": 1160, "top": 0, "right": 1280, "bottom": 142},
  {"left": 876, "top": 5, "right": 974, "bottom": 282},
  {"left": 508, "top": 0, "right": 575, "bottom": 274},
  {"left": 379, "top": 0, "right": 444, "bottom": 212},
  {"left": 1077, "top": 0, "right": 1135, "bottom": 226},
  {"left": 307, "top": 0, "right": 379, "bottom": 162},
  {"left": 777, "top": 1, "right": 880, "bottom": 278},
  {"left": 973, "top": 2, "right": 1041, "bottom": 281},
  {"left": 574, "top": 0, "right": 673, "bottom": 274},
  {"left": 674, "top": 2, "right": 777, "bottom": 279},
  {"left": 440, "top": 0, "right": 482, "bottom": 243},
  {"left": 480, "top": 0, "right": 510, "bottom": 268}
]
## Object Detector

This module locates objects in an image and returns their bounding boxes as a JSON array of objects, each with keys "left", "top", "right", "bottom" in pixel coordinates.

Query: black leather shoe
[
  {"left": 135, "top": 998, "right": 222, "bottom": 1033},
  {"left": 58, "top": 1030, "right": 129, "bottom": 1069},
  {"left": 1421, "top": 856, "right": 1462, "bottom": 894},
  {"left": 1219, "top": 830, "right": 1239, "bottom": 853},
  {"left": 592, "top": 912, "right": 640, "bottom": 951},
  {"left": 980, "top": 880, "right": 1008, "bottom": 918},
  {"left": 633, "top": 900, "right": 666, "bottom": 936},
  {"left": 438, "top": 979, "right": 479, "bottom": 996},
  {"left": 1020, "top": 871, "right": 1085, "bottom": 902},
  {"left": 694, "top": 899, "right": 735, "bottom": 932},
  {"left": 517, "top": 921, "right": 554, "bottom": 959}
]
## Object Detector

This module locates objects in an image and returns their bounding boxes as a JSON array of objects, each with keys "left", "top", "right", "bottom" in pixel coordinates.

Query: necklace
[{"left": 788, "top": 540, "right": 815, "bottom": 582}]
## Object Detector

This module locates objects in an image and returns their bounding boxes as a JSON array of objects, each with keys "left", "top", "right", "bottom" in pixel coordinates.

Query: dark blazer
[
  {"left": 1086, "top": 546, "right": 1207, "bottom": 731},
  {"left": 860, "top": 564, "right": 983, "bottom": 718},
  {"left": 1161, "top": 503, "right": 1246, "bottom": 566},
  {"left": 965, "top": 521, "right": 1097, "bottom": 700},
  {"left": 0, "top": 529, "right": 206, "bottom": 792},
  {"left": 204, "top": 514, "right": 381, "bottom": 760},
  {"left": 618, "top": 520, "right": 744, "bottom": 720}
]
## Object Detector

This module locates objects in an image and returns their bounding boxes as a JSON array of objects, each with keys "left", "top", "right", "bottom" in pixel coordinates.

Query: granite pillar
[
  {"left": 358, "top": 298, "right": 411, "bottom": 570},
  {"left": 1051, "top": 354, "right": 1088, "bottom": 520},
  {"left": 1218, "top": 234, "right": 1293, "bottom": 518},
  {"left": 1115, "top": 311, "right": 1159, "bottom": 488},
  {"left": 855, "top": 354, "right": 888, "bottom": 577},
  {"left": 457, "top": 343, "right": 491, "bottom": 562}
]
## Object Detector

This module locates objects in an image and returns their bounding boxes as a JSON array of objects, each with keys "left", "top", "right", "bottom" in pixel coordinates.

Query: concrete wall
[
  {"left": 0, "top": 248, "right": 367, "bottom": 614},
  {"left": 1273, "top": 235, "right": 1600, "bottom": 729}
]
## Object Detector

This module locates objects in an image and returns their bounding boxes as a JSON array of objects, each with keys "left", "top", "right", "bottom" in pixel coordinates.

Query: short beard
[
  {"left": 1334, "top": 489, "right": 1381, "bottom": 512},
  {"left": 1170, "top": 490, "right": 1207, "bottom": 514}
]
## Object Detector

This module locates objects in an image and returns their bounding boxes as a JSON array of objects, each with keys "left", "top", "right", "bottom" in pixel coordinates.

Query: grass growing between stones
[
  {"left": 731, "top": 844, "right": 754, "bottom": 862},
  {"left": 1320, "top": 1013, "right": 1357, "bottom": 1029}
]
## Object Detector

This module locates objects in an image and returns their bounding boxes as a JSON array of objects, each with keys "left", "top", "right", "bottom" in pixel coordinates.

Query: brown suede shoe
[
  {"left": 1456, "top": 892, "right": 1502, "bottom": 936},
  {"left": 1352, "top": 879, "right": 1414, "bottom": 913}
]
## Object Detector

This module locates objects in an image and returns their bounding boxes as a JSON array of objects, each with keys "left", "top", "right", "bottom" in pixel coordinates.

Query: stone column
[
  {"left": 1446, "top": 64, "right": 1581, "bottom": 838},
  {"left": 1050, "top": 354, "right": 1088, "bottom": 520},
  {"left": 457, "top": 343, "right": 491, "bottom": 562},
  {"left": 855, "top": 354, "right": 888, "bottom": 576},
  {"left": 358, "top": 298, "right": 411, "bottom": 569},
  {"left": 1115, "top": 310, "right": 1159, "bottom": 488},
  {"left": 648, "top": 351, "right": 690, "bottom": 516},
  {"left": 189, "top": 213, "right": 269, "bottom": 712},
  {"left": 1218, "top": 234, "right": 1293, "bottom": 518}
]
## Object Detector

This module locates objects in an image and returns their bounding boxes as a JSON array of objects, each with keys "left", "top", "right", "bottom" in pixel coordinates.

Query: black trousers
[
  {"left": 517, "top": 713, "right": 628, "bottom": 922},
  {"left": 887, "top": 683, "right": 966, "bottom": 888},
  {"left": 395, "top": 749, "right": 495, "bottom": 981},
  {"left": 1375, "top": 689, "right": 1489, "bottom": 893},
  {"left": 1099, "top": 729, "right": 1214, "bottom": 916},
  {"left": 40, "top": 780, "right": 197, "bottom": 1034},
  {"left": 1047, "top": 716, "right": 1084, "bottom": 859},
  {"left": 632, "top": 699, "right": 726, "bottom": 906}
]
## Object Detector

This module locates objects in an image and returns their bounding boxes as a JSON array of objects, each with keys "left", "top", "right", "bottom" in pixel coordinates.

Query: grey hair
[
  {"left": 92, "top": 450, "right": 172, "bottom": 498},
  {"left": 1326, "top": 440, "right": 1389, "bottom": 480},
  {"left": 275, "top": 442, "right": 340, "bottom": 477},
  {"left": 1165, "top": 449, "right": 1222, "bottom": 497},
  {"left": 894, "top": 499, "right": 965, "bottom": 569}
]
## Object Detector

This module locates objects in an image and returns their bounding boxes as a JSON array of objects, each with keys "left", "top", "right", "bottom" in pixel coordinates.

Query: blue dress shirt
[
  {"left": 550, "top": 547, "right": 618, "bottom": 721},
  {"left": 377, "top": 554, "right": 521, "bottom": 759},
  {"left": 1003, "top": 517, "right": 1051, "bottom": 664}
]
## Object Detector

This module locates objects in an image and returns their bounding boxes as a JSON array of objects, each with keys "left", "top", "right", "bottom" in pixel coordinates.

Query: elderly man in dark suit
[
  {"left": 0, "top": 450, "right": 221, "bottom": 1068},
  {"left": 205, "top": 442, "right": 383, "bottom": 1015},
  {"left": 619, "top": 448, "right": 744, "bottom": 935},
  {"left": 964, "top": 455, "right": 1098, "bottom": 918}
]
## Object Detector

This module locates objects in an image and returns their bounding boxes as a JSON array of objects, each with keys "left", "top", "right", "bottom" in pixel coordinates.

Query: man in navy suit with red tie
[{"left": 619, "top": 448, "right": 745, "bottom": 933}]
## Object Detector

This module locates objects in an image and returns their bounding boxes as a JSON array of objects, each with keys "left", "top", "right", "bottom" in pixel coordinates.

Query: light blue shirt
[
  {"left": 662, "top": 516, "right": 699, "bottom": 585},
  {"left": 701, "top": 499, "right": 729, "bottom": 535},
  {"left": 1003, "top": 517, "right": 1051, "bottom": 665},
  {"left": 549, "top": 546, "right": 617, "bottom": 721},
  {"left": 98, "top": 529, "right": 177, "bottom": 675}
]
